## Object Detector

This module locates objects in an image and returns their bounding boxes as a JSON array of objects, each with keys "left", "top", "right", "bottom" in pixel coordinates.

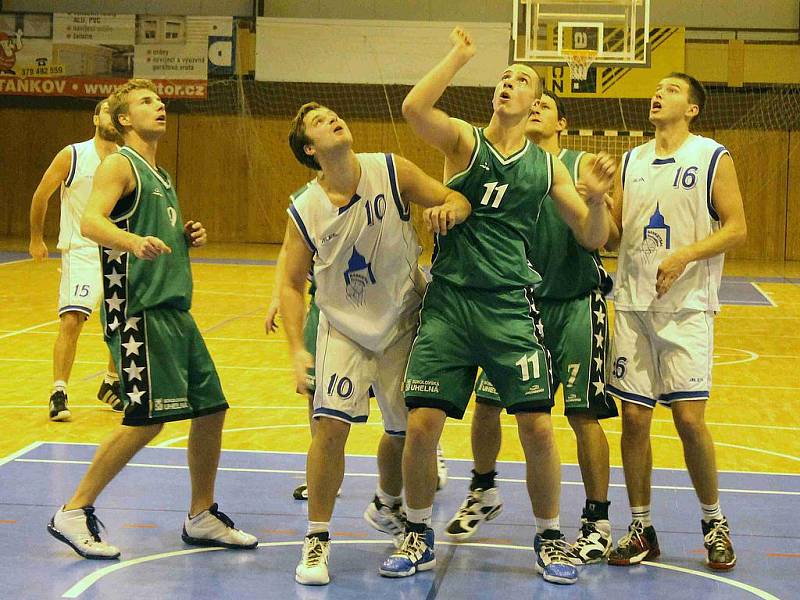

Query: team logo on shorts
[
  {"left": 343, "top": 246, "right": 376, "bottom": 307},
  {"left": 641, "top": 204, "right": 670, "bottom": 263}
]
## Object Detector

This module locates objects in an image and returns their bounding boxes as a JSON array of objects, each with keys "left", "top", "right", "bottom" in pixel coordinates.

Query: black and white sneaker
[
  {"left": 49, "top": 390, "right": 71, "bottom": 422},
  {"left": 567, "top": 519, "right": 612, "bottom": 564},
  {"left": 97, "top": 380, "right": 124, "bottom": 412},
  {"left": 182, "top": 503, "right": 258, "bottom": 549},
  {"left": 445, "top": 487, "right": 503, "bottom": 541},
  {"left": 363, "top": 495, "right": 405, "bottom": 547},
  {"left": 48, "top": 506, "right": 120, "bottom": 559}
]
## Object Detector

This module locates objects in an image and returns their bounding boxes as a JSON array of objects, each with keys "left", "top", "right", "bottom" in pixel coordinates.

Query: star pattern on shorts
[
  {"left": 105, "top": 292, "right": 124, "bottom": 313},
  {"left": 105, "top": 269, "right": 124, "bottom": 289},
  {"left": 121, "top": 337, "right": 143, "bottom": 357},
  {"left": 123, "top": 362, "right": 146, "bottom": 382},
  {"left": 127, "top": 385, "right": 146, "bottom": 405},
  {"left": 107, "top": 316, "right": 121, "bottom": 332},
  {"left": 124, "top": 316, "right": 142, "bottom": 332},
  {"left": 105, "top": 249, "right": 125, "bottom": 264}
]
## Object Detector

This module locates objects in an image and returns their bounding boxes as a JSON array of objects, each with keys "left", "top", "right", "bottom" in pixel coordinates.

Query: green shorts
[
  {"left": 475, "top": 290, "right": 617, "bottom": 419},
  {"left": 107, "top": 307, "right": 228, "bottom": 426},
  {"left": 302, "top": 295, "right": 319, "bottom": 393},
  {"left": 404, "top": 280, "right": 553, "bottom": 419}
]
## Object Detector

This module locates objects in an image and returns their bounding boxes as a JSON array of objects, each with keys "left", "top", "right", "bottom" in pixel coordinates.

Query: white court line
[
  {"left": 0, "top": 357, "right": 292, "bottom": 371},
  {"left": 641, "top": 561, "right": 780, "bottom": 600},
  {"left": 0, "top": 257, "right": 34, "bottom": 266},
  {"left": 751, "top": 282, "right": 778, "bottom": 307},
  {"left": 155, "top": 424, "right": 310, "bottom": 447},
  {"left": 158, "top": 422, "right": 800, "bottom": 464},
  {"left": 60, "top": 540, "right": 780, "bottom": 599},
  {"left": 0, "top": 320, "right": 59, "bottom": 341},
  {"left": 0, "top": 440, "right": 43, "bottom": 467},
  {"left": 30, "top": 441, "right": 800, "bottom": 477},
  {"left": 714, "top": 347, "right": 758, "bottom": 366},
  {"left": 0, "top": 329, "right": 289, "bottom": 343},
  {"left": 17, "top": 457, "right": 799, "bottom": 497},
  {"left": 0, "top": 404, "right": 796, "bottom": 434}
]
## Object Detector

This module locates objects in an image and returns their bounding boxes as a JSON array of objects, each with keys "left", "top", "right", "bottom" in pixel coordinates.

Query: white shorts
[
  {"left": 313, "top": 311, "right": 412, "bottom": 435},
  {"left": 608, "top": 310, "right": 713, "bottom": 408},
  {"left": 58, "top": 246, "right": 102, "bottom": 318}
]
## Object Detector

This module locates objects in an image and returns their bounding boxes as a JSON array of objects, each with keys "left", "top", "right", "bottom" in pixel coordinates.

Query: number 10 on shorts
[{"left": 516, "top": 353, "right": 540, "bottom": 381}]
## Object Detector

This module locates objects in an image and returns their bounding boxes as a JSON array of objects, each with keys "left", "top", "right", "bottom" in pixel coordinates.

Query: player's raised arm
[
  {"left": 279, "top": 221, "right": 314, "bottom": 395},
  {"left": 655, "top": 153, "right": 747, "bottom": 297},
  {"left": 549, "top": 152, "right": 614, "bottom": 250},
  {"left": 29, "top": 146, "right": 72, "bottom": 261},
  {"left": 81, "top": 154, "right": 171, "bottom": 260},
  {"left": 392, "top": 155, "right": 471, "bottom": 235},
  {"left": 401, "top": 27, "right": 477, "bottom": 160}
]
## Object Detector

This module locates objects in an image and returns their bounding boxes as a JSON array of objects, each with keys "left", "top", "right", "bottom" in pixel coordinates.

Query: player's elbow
[
  {"left": 401, "top": 96, "right": 428, "bottom": 125},
  {"left": 80, "top": 214, "right": 98, "bottom": 241},
  {"left": 732, "top": 220, "right": 747, "bottom": 248}
]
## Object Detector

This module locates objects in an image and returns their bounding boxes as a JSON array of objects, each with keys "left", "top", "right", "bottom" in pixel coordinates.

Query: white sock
[
  {"left": 631, "top": 505, "right": 652, "bottom": 527},
  {"left": 53, "top": 380, "right": 67, "bottom": 393},
  {"left": 307, "top": 521, "right": 329, "bottom": 536},
  {"left": 700, "top": 501, "right": 723, "bottom": 523},
  {"left": 376, "top": 486, "right": 401, "bottom": 507},
  {"left": 535, "top": 516, "right": 560, "bottom": 535},
  {"left": 405, "top": 506, "right": 432, "bottom": 526}
]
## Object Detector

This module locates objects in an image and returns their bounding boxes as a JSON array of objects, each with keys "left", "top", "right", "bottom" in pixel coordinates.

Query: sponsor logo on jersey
[
  {"left": 343, "top": 246, "right": 376, "bottom": 306},
  {"left": 641, "top": 204, "right": 670, "bottom": 263}
]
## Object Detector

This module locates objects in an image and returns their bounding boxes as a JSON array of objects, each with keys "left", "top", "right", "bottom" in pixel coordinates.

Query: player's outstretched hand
[
  {"left": 264, "top": 298, "right": 280, "bottom": 334},
  {"left": 579, "top": 152, "right": 616, "bottom": 204},
  {"left": 293, "top": 349, "right": 314, "bottom": 396},
  {"left": 422, "top": 205, "right": 459, "bottom": 236},
  {"left": 29, "top": 239, "right": 48, "bottom": 262},
  {"left": 184, "top": 220, "right": 207, "bottom": 247},
  {"left": 449, "top": 27, "right": 477, "bottom": 61},
  {"left": 656, "top": 250, "right": 689, "bottom": 298},
  {"left": 133, "top": 235, "right": 171, "bottom": 260}
]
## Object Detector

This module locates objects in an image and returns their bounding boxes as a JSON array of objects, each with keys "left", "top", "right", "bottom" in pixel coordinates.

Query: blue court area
[{"left": 0, "top": 443, "right": 795, "bottom": 599}]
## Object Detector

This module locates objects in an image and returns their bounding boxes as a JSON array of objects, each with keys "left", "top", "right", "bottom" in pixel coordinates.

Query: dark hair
[
  {"left": 108, "top": 78, "right": 158, "bottom": 135},
  {"left": 542, "top": 88, "right": 567, "bottom": 122},
  {"left": 288, "top": 102, "right": 323, "bottom": 170},
  {"left": 666, "top": 72, "right": 707, "bottom": 122}
]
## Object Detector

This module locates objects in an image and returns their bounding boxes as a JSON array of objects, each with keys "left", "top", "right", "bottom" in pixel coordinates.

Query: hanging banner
[
  {"left": 0, "top": 11, "right": 244, "bottom": 99},
  {"left": 52, "top": 13, "right": 135, "bottom": 45}
]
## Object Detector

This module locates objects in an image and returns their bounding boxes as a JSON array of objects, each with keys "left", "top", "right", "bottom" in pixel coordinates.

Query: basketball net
[{"left": 564, "top": 49, "right": 597, "bottom": 81}]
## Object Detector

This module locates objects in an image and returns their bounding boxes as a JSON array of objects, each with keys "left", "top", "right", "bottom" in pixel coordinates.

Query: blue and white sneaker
[
  {"left": 379, "top": 527, "right": 436, "bottom": 577},
  {"left": 534, "top": 532, "right": 579, "bottom": 585}
]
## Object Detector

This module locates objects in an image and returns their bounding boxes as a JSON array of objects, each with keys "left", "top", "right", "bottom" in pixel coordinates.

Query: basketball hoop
[{"left": 564, "top": 49, "right": 597, "bottom": 81}]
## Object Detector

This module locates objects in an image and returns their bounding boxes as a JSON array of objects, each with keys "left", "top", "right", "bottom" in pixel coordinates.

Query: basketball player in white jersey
[
  {"left": 29, "top": 99, "right": 123, "bottom": 421},
  {"left": 282, "top": 102, "right": 471, "bottom": 585},
  {"left": 605, "top": 73, "right": 746, "bottom": 570}
]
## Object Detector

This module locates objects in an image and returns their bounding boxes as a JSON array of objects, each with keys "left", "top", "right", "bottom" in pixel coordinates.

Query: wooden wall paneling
[
  {"left": 177, "top": 113, "right": 253, "bottom": 243},
  {"left": 245, "top": 116, "right": 313, "bottom": 244},
  {"left": 0, "top": 107, "right": 94, "bottom": 240},
  {"left": 714, "top": 129, "right": 788, "bottom": 260},
  {"left": 785, "top": 130, "right": 800, "bottom": 260}
]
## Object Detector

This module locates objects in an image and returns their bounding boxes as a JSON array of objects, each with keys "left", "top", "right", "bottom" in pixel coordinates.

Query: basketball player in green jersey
[
  {"left": 47, "top": 79, "right": 257, "bottom": 560},
  {"left": 380, "top": 29, "right": 615, "bottom": 585},
  {"left": 448, "top": 90, "right": 618, "bottom": 565}
]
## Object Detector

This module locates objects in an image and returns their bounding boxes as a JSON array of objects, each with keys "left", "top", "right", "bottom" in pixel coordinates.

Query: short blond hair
[{"left": 109, "top": 78, "right": 158, "bottom": 135}]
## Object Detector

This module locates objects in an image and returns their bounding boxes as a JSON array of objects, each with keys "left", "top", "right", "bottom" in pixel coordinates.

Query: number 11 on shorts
[{"left": 516, "top": 353, "right": 540, "bottom": 381}]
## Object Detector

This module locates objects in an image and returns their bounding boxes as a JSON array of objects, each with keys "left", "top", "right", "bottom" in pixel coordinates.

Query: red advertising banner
[{"left": 0, "top": 75, "right": 207, "bottom": 98}]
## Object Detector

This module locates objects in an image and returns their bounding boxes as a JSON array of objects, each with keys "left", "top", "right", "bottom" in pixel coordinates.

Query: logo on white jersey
[
  {"left": 344, "top": 247, "right": 376, "bottom": 306},
  {"left": 641, "top": 204, "right": 670, "bottom": 263}
]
